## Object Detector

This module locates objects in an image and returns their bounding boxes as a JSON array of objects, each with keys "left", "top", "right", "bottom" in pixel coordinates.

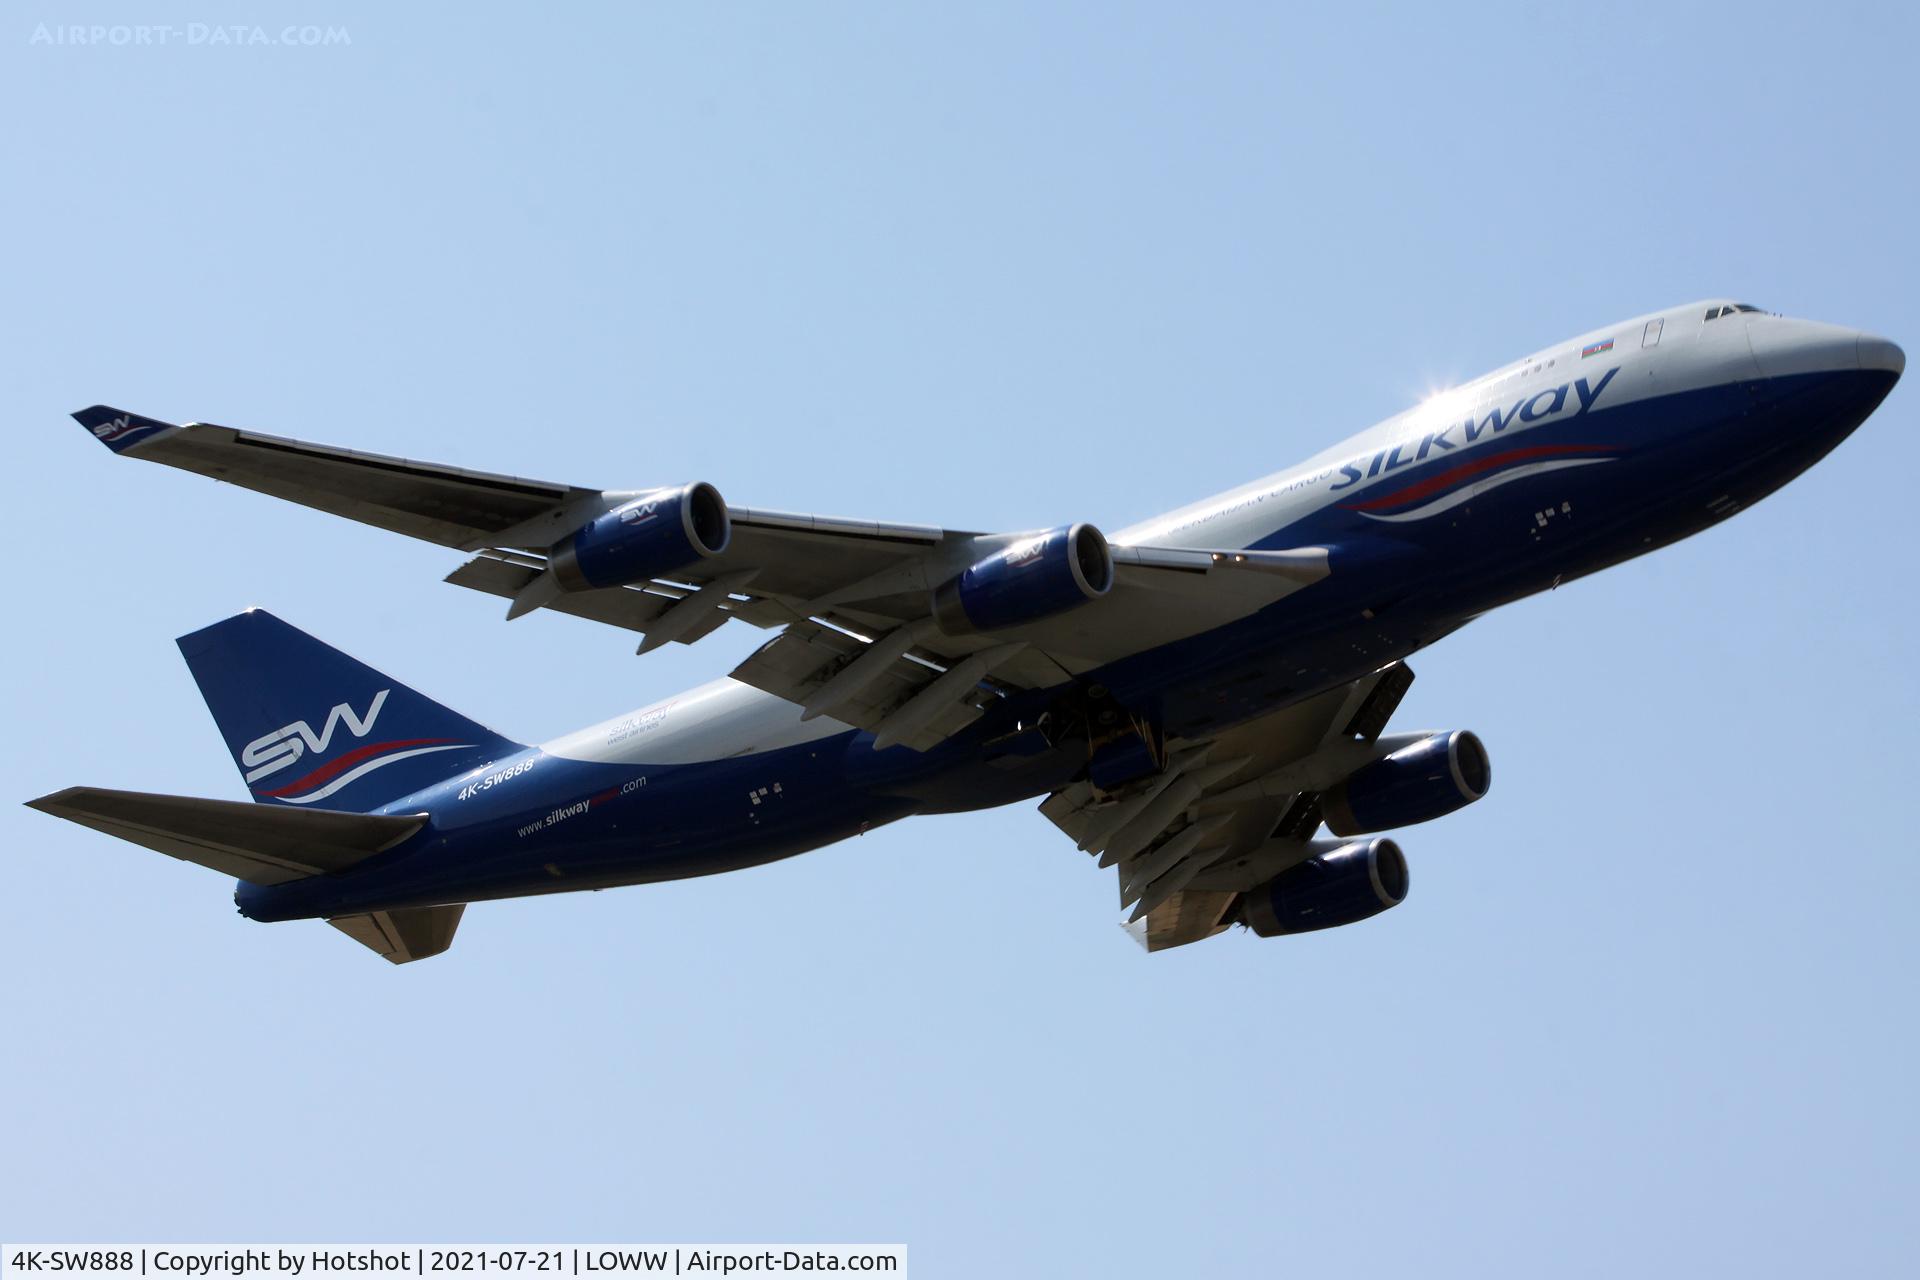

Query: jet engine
[
  {"left": 1243, "top": 837, "right": 1408, "bottom": 937},
  {"left": 549, "top": 483, "right": 732, "bottom": 591},
  {"left": 932, "top": 523, "right": 1113, "bottom": 634},
  {"left": 1322, "top": 730, "right": 1489, "bottom": 836}
]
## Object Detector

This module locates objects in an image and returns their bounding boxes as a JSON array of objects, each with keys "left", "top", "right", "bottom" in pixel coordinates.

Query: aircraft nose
[
  {"left": 1857, "top": 332, "right": 1905, "bottom": 377},
  {"left": 1746, "top": 316, "right": 1861, "bottom": 379}
]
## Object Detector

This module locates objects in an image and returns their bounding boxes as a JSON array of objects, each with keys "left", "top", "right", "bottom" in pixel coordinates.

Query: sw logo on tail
[{"left": 241, "top": 689, "right": 391, "bottom": 783}]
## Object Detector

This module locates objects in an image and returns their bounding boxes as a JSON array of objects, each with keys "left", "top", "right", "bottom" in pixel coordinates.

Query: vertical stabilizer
[{"left": 177, "top": 610, "right": 521, "bottom": 812}]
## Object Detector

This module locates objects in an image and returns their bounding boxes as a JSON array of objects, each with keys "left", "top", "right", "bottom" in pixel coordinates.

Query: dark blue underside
[{"left": 237, "top": 365, "right": 1896, "bottom": 923}]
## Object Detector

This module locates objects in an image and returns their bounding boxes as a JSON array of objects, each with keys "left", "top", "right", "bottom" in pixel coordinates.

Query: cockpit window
[{"left": 1706, "top": 303, "right": 1766, "bottom": 320}]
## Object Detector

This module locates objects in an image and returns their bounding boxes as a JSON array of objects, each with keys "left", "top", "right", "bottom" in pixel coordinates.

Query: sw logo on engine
[
  {"left": 1004, "top": 536, "right": 1048, "bottom": 565},
  {"left": 240, "top": 689, "right": 390, "bottom": 783}
]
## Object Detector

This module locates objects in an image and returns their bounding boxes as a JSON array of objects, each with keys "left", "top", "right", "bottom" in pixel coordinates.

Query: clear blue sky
[{"left": 4, "top": 3, "right": 1916, "bottom": 1275}]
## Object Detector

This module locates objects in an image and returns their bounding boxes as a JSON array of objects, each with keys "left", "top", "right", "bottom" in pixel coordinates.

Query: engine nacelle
[
  {"left": 1244, "top": 837, "right": 1408, "bottom": 937},
  {"left": 550, "top": 483, "right": 731, "bottom": 591},
  {"left": 1322, "top": 730, "right": 1490, "bottom": 837},
  {"left": 932, "top": 523, "right": 1113, "bottom": 634}
]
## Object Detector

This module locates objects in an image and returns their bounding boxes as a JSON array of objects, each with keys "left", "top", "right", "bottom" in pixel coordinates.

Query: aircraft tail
[{"left": 177, "top": 609, "right": 522, "bottom": 812}]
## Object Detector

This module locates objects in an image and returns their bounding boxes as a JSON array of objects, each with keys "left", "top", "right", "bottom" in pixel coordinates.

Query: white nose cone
[
  {"left": 1747, "top": 316, "right": 1861, "bottom": 378},
  {"left": 1857, "top": 333, "right": 1905, "bottom": 376}
]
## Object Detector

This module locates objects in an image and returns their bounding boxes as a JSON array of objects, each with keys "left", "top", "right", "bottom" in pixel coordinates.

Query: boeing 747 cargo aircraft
[{"left": 29, "top": 301, "right": 1903, "bottom": 961}]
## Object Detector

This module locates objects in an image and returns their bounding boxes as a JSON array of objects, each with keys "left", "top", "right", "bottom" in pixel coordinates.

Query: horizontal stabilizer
[
  {"left": 329, "top": 904, "right": 465, "bottom": 964},
  {"left": 26, "top": 786, "right": 425, "bottom": 885}
]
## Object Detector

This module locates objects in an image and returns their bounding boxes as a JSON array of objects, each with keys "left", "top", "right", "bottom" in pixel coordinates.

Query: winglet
[{"left": 71, "top": 405, "right": 178, "bottom": 454}]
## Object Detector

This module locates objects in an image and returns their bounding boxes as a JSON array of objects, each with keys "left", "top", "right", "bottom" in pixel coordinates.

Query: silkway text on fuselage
[{"left": 1330, "top": 366, "right": 1620, "bottom": 492}]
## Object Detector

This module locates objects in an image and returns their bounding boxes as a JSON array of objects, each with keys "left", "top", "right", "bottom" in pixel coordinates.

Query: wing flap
[
  {"left": 728, "top": 618, "right": 1011, "bottom": 751},
  {"left": 1123, "top": 890, "right": 1241, "bottom": 952},
  {"left": 446, "top": 549, "right": 796, "bottom": 636},
  {"left": 447, "top": 550, "right": 681, "bottom": 631},
  {"left": 26, "top": 786, "right": 425, "bottom": 885}
]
